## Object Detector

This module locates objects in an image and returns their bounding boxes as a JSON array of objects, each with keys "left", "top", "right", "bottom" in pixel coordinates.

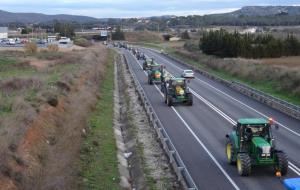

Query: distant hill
[
  {"left": 1, "top": 6, "right": 300, "bottom": 28},
  {"left": 0, "top": 10, "right": 98, "bottom": 24},
  {"left": 229, "top": 6, "right": 300, "bottom": 16}
]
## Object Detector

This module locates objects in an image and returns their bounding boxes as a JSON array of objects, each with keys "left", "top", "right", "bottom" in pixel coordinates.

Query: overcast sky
[{"left": 1, "top": 0, "right": 300, "bottom": 18}]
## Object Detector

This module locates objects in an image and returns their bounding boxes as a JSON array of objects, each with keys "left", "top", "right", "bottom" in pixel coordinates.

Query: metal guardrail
[
  {"left": 122, "top": 54, "right": 198, "bottom": 190},
  {"left": 147, "top": 49, "right": 300, "bottom": 121},
  {"left": 233, "top": 81, "right": 300, "bottom": 112},
  {"left": 231, "top": 82, "right": 300, "bottom": 120}
]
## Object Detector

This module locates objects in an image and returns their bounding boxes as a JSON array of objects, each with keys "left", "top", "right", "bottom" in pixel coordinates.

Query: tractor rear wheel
[
  {"left": 226, "top": 141, "right": 236, "bottom": 165},
  {"left": 275, "top": 151, "right": 288, "bottom": 176},
  {"left": 187, "top": 93, "right": 193, "bottom": 106},
  {"left": 167, "top": 96, "right": 173, "bottom": 106},
  {"left": 237, "top": 153, "right": 251, "bottom": 176}
]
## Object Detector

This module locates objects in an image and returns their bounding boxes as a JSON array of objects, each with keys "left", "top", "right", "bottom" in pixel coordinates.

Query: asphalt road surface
[{"left": 121, "top": 47, "right": 300, "bottom": 190}]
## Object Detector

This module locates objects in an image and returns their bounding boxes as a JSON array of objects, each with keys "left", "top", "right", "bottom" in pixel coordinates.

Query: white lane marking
[
  {"left": 289, "top": 162, "right": 300, "bottom": 175},
  {"left": 153, "top": 85, "right": 241, "bottom": 190},
  {"left": 145, "top": 49, "right": 300, "bottom": 138},
  {"left": 145, "top": 49, "right": 300, "bottom": 176},
  {"left": 136, "top": 50, "right": 300, "bottom": 176},
  {"left": 127, "top": 50, "right": 240, "bottom": 189},
  {"left": 171, "top": 106, "right": 240, "bottom": 190}
]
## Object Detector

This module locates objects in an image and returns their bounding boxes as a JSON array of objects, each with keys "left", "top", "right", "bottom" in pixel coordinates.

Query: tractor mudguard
[{"left": 227, "top": 132, "right": 238, "bottom": 150}]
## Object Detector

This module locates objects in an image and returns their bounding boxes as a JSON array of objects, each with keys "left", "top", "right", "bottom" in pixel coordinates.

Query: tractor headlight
[
  {"left": 179, "top": 89, "right": 184, "bottom": 95},
  {"left": 260, "top": 146, "right": 271, "bottom": 157}
]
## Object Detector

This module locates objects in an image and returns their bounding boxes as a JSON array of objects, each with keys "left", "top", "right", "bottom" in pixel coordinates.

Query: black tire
[
  {"left": 226, "top": 141, "right": 236, "bottom": 165},
  {"left": 164, "top": 92, "right": 167, "bottom": 103},
  {"left": 187, "top": 93, "right": 193, "bottom": 106},
  {"left": 149, "top": 78, "right": 153, "bottom": 85},
  {"left": 237, "top": 153, "right": 251, "bottom": 176},
  {"left": 167, "top": 96, "right": 173, "bottom": 106},
  {"left": 275, "top": 151, "right": 288, "bottom": 176}
]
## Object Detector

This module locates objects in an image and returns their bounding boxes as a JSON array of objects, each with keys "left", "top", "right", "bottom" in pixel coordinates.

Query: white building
[
  {"left": 47, "top": 36, "right": 57, "bottom": 43},
  {"left": 0, "top": 27, "right": 8, "bottom": 39}
]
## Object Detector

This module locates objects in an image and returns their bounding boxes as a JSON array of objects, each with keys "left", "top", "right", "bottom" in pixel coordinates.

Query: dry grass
[
  {"left": 47, "top": 44, "right": 59, "bottom": 52},
  {"left": 262, "top": 56, "right": 300, "bottom": 68},
  {"left": 125, "top": 31, "right": 163, "bottom": 43},
  {"left": 0, "top": 44, "right": 110, "bottom": 189},
  {"left": 24, "top": 43, "right": 38, "bottom": 54},
  {"left": 174, "top": 48, "right": 300, "bottom": 97}
]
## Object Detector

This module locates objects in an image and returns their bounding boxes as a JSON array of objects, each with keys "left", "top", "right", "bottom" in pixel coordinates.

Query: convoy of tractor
[{"left": 116, "top": 43, "right": 292, "bottom": 188}]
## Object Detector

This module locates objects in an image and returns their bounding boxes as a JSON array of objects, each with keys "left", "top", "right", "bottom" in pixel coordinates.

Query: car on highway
[
  {"left": 160, "top": 49, "right": 168, "bottom": 55},
  {"left": 181, "top": 70, "right": 194, "bottom": 79}
]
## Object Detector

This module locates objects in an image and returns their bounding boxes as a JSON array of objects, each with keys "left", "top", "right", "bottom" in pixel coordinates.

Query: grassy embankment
[
  {"left": 0, "top": 51, "right": 78, "bottom": 117},
  {"left": 80, "top": 50, "right": 120, "bottom": 190}
]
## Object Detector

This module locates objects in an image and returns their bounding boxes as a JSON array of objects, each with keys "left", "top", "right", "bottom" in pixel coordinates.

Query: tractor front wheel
[
  {"left": 164, "top": 92, "right": 167, "bottom": 103},
  {"left": 275, "top": 152, "right": 288, "bottom": 176},
  {"left": 187, "top": 93, "right": 193, "bottom": 106},
  {"left": 226, "top": 141, "right": 236, "bottom": 165},
  {"left": 167, "top": 96, "right": 173, "bottom": 106},
  {"left": 237, "top": 153, "right": 251, "bottom": 176},
  {"left": 149, "top": 78, "right": 153, "bottom": 85}
]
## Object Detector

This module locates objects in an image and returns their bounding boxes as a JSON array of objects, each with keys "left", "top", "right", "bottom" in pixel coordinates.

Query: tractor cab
[
  {"left": 236, "top": 118, "right": 273, "bottom": 148},
  {"left": 143, "top": 58, "right": 155, "bottom": 70},
  {"left": 163, "top": 78, "right": 193, "bottom": 106},
  {"left": 147, "top": 64, "right": 162, "bottom": 84},
  {"left": 226, "top": 118, "right": 288, "bottom": 176}
]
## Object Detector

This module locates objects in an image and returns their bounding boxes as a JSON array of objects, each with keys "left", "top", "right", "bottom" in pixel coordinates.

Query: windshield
[
  {"left": 152, "top": 66, "right": 160, "bottom": 70},
  {"left": 245, "top": 125, "right": 266, "bottom": 136}
]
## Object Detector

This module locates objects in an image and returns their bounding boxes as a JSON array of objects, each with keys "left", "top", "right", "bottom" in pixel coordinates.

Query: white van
[
  {"left": 7, "top": 38, "right": 16, "bottom": 45},
  {"left": 59, "top": 37, "right": 71, "bottom": 44}
]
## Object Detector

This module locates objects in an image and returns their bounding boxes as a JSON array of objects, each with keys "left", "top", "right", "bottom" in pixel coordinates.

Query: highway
[{"left": 121, "top": 47, "right": 300, "bottom": 190}]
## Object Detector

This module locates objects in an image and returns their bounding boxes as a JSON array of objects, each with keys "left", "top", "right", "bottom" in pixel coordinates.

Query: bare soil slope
[{"left": 0, "top": 45, "right": 109, "bottom": 190}]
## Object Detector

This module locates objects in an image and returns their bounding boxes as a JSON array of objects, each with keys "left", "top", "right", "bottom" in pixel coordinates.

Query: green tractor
[
  {"left": 163, "top": 78, "right": 193, "bottom": 106},
  {"left": 143, "top": 58, "right": 155, "bottom": 70},
  {"left": 147, "top": 64, "right": 162, "bottom": 85},
  {"left": 226, "top": 118, "right": 288, "bottom": 176}
]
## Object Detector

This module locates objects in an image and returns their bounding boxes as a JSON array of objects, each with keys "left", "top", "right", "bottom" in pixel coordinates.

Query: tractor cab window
[
  {"left": 244, "top": 125, "right": 268, "bottom": 138},
  {"left": 172, "top": 80, "right": 185, "bottom": 88},
  {"left": 151, "top": 65, "right": 160, "bottom": 70}
]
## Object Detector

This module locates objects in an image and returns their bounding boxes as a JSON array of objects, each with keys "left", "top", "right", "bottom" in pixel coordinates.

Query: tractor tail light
[{"left": 268, "top": 118, "right": 274, "bottom": 125}]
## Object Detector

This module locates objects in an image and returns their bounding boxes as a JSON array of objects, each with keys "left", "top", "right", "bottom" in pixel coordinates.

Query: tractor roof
[
  {"left": 238, "top": 118, "right": 268, "bottom": 125},
  {"left": 172, "top": 77, "right": 185, "bottom": 81},
  {"left": 151, "top": 63, "right": 161, "bottom": 67}
]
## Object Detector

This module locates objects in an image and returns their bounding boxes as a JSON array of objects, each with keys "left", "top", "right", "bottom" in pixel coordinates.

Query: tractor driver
[{"left": 244, "top": 125, "right": 267, "bottom": 140}]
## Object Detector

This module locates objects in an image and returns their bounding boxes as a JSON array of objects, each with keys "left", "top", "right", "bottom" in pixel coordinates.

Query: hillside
[
  {"left": 230, "top": 6, "right": 300, "bottom": 16},
  {"left": 0, "top": 10, "right": 98, "bottom": 24}
]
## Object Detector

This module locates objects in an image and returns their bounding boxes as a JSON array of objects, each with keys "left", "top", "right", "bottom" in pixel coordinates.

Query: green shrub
[{"left": 74, "top": 38, "right": 92, "bottom": 47}]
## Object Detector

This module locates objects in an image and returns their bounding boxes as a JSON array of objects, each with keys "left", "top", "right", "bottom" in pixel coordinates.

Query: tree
[
  {"left": 181, "top": 30, "right": 190, "bottom": 40},
  {"left": 21, "top": 28, "right": 28, "bottom": 34},
  {"left": 112, "top": 26, "right": 125, "bottom": 41},
  {"left": 54, "top": 20, "right": 75, "bottom": 38}
]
